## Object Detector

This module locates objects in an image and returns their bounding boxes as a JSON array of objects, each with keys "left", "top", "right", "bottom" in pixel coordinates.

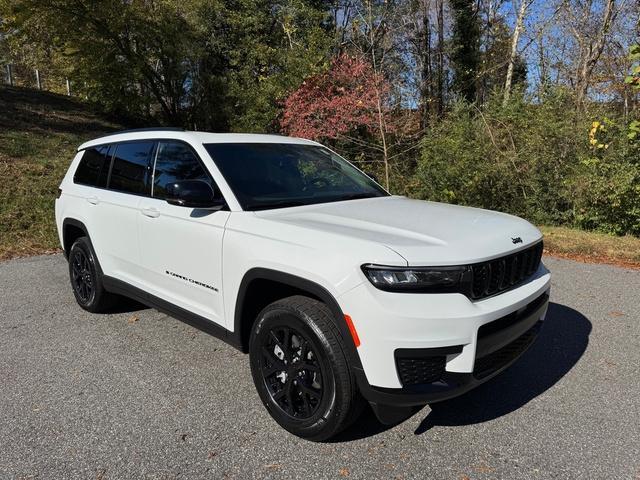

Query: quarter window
[
  {"left": 74, "top": 146, "right": 111, "bottom": 187},
  {"left": 108, "top": 141, "right": 155, "bottom": 195},
  {"left": 152, "top": 141, "right": 215, "bottom": 200}
]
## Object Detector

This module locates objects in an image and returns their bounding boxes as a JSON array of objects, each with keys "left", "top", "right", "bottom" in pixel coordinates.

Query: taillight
[{"left": 56, "top": 188, "right": 62, "bottom": 199}]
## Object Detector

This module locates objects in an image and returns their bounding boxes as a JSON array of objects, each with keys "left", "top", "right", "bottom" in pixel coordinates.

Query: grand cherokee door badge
[{"left": 165, "top": 270, "right": 218, "bottom": 292}]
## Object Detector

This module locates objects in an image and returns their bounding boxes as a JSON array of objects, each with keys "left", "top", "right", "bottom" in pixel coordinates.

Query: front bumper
[
  {"left": 338, "top": 264, "right": 551, "bottom": 406},
  {"left": 357, "top": 301, "right": 545, "bottom": 408}
]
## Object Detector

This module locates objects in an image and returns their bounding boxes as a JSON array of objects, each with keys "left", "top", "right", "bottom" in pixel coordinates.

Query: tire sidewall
[
  {"left": 68, "top": 237, "right": 102, "bottom": 311},
  {"left": 249, "top": 305, "right": 344, "bottom": 439}
]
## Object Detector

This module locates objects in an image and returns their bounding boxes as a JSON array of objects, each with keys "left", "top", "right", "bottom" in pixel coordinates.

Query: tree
[
  {"left": 624, "top": 44, "right": 640, "bottom": 141},
  {"left": 574, "top": 0, "right": 619, "bottom": 107},
  {"left": 1, "top": 0, "right": 333, "bottom": 130},
  {"left": 280, "top": 54, "right": 387, "bottom": 140},
  {"left": 504, "top": 0, "right": 532, "bottom": 105},
  {"left": 193, "top": 0, "right": 333, "bottom": 132},
  {"left": 434, "top": 0, "right": 445, "bottom": 116},
  {"left": 450, "top": 0, "right": 480, "bottom": 103},
  {"left": 408, "top": 0, "right": 445, "bottom": 124},
  {"left": 413, "top": 0, "right": 433, "bottom": 127},
  {"left": 558, "top": 0, "right": 621, "bottom": 108}
]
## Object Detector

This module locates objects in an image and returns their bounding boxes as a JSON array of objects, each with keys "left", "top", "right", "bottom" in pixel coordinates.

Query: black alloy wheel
[
  {"left": 68, "top": 236, "right": 116, "bottom": 312},
  {"left": 249, "top": 295, "right": 365, "bottom": 441},
  {"left": 71, "top": 247, "right": 94, "bottom": 304},
  {"left": 260, "top": 325, "right": 324, "bottom": 419}
]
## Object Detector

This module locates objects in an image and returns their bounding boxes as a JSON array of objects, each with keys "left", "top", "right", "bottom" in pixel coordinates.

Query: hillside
[
  {"left": 0, "top": 86, "right": 131, "bottom": 259},
  {"left": 1, "top": 86, "right": 639, "bottom": 267}
]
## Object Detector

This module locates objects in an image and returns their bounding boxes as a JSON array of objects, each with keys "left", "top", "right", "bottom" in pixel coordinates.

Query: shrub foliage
[{"left": 414, "top": 88, "right": 640, "bottom": 235}]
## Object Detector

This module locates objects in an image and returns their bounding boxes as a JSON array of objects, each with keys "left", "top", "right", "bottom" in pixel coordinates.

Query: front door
[{"left": 137, "top": 140, "right": 229, "bottom": 327}]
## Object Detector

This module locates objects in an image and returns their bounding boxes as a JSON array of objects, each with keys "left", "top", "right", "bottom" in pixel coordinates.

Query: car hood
[{"left": 254, "top": 196, "right": 542, "bottom": 266}]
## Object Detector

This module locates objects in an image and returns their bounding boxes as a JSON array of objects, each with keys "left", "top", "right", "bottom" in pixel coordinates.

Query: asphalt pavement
[{"left": 1, "top": 254, "right": 639, "bottom": 479}]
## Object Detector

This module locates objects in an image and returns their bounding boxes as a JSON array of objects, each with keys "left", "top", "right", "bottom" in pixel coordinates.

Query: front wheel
[{"left": 249, "top": 295, "right": 363, "bottom": 441}]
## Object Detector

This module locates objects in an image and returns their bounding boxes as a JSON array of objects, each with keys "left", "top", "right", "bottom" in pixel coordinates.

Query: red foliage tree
[{"left": 280, "top": 55, "right": 389, "bottom": 140}]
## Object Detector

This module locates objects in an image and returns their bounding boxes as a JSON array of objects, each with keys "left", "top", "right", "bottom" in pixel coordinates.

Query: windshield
[{"left": 204, "top": 143, "right": 388, "bottom": 211}]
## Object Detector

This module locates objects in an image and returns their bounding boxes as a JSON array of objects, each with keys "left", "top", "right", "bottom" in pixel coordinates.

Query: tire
[
  {"left": 249, "top": 295, "right": 364, "bottom": 441},
  {"left": 68, "top": 236, "right": 116, "bottom": 313}
]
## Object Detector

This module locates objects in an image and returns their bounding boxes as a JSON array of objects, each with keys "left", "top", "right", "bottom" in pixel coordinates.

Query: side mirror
[{"left": 165, "top": 180, "right": 225, "bottom": 210}]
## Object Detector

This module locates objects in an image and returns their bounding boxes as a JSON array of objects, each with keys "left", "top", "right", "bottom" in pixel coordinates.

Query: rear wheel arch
[
  {"left": 234, "top": 269, "right": 362, "bottom": 368},
  {"left": 61, "top": 219, "right": 103, "bottom": 275},
  {"left": 62, "top": 218, "right": 89, "bottom": 257}
]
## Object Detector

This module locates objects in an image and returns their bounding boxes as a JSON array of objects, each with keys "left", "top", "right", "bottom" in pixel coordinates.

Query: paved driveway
[{"left": 0, "top": 255, "right": 638, "bottom": 479}]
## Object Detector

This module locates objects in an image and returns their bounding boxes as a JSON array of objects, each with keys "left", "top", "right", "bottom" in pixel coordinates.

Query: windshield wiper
[
  {"left": 246, "top": 193, "right": 381, "bottom": 211},
  {"left": 338, "top": 192, "right": 380, "bottom": 201},
  {"left": 245, "top": 200, "right": 307, "bottom": 211}
]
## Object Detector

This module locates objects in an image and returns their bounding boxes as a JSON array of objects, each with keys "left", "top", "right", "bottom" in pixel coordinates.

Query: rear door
[
  {"left": 68, "top": 144, "right": 113, "bottom": 265},
  {"left": 137, "top": 140, "right": 230, "bottom": 327},
  {"left": 90, "top": 140, "right": 155, "bottom": 286}
]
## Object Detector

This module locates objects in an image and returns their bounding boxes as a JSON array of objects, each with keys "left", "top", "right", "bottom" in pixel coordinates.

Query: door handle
[
  {"left": 86, "top": 196, "right": 99, "bottom": 205},
  {"left": 141, "top": 207, "right": 160, "bottom": 218}
]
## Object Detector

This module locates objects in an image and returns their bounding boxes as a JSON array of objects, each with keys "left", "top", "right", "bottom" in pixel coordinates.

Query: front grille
[
  {"left": 473, "top": 323, "right": 540, "bottom": 379},
  {"left": 469, "top": 241, "right": 543, "bottom": 300},
  {"left": 396, "top": 356, "right": 446, "bottom": 386}
]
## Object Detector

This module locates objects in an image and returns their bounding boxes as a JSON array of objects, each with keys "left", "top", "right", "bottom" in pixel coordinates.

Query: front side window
[
  {"left": 152, "top": 141, "right": 214, "bottom": 200},
  {"left": 204, "top": 143, "right": 387, "bottom": 210},
  {"left": 74, "top": 145, "right": 111, "bottom": 187},
  {"left": 108, "top": 141, "right": 155, "bottom": 195}
]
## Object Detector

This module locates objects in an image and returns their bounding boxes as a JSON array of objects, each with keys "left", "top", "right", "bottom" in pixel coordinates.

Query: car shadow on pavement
[
  {"left": 334, "top": 302, "right": 591, "bottom": 441},
  {"left": 413, "top": 302, "right": 591, "bottom": 434},
  {"left": 103, "top": 297, "right": 149, "bottom": 314}
]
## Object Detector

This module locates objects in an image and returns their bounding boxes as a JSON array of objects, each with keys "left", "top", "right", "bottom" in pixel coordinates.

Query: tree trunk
[
  {"left": 575, "top": 0, "right": 617, "bottom": 107},
  {"left": 375, "top": 87, "right": 390, "bottom": 191},
  {"left": 537, "top": 30, "right": 547, "bottom": 98},
  {"left": 503, "top": 0, "right": 530, "bottom": 105},
  {"left": 435, "top": 0, "right": 444, "bottom": 117},
  {"left": 450, "top": 0, "right": 480, "bottom": 103},
  {"left": 420, "top": 1, "right": 432, "bottom": 128},
  {"left": 366, "top": 0, "right": 390, "bottom": 191}
]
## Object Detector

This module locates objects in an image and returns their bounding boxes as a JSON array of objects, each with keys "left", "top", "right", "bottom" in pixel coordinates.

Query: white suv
[{"left": 55, "top": 128, "right": 551, "bottom": 440}]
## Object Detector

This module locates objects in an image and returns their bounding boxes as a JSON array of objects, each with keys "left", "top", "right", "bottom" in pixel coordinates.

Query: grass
[
  {"left": 1, "top": 85, "right": 639, "bottom": 268},
  {"left": 0, "top": 85, "right": 128, "bottom": 260},
  {"left": 540, "top": 225, "right": 640, "bottom": 268}
]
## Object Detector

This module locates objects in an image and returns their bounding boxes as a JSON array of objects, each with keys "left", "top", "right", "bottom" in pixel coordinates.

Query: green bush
[
  {"left": 412, "top": 88, "right": 640, "bottom": 235},
  {"left": 573, "top": 126, "right": 640, "bottom": 235}
]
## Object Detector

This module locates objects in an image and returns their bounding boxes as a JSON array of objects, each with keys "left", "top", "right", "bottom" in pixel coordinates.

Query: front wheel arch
[{"left": 234, "top": 269, "right": 362, "bottom": 369}]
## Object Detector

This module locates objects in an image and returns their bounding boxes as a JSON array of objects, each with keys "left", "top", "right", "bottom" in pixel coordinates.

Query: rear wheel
[
  {"left": 249, "top": 295, "right": 363, "bottom": 441},
  {"left": 68, "top": 237, "right": 116, "bottom": 312}
]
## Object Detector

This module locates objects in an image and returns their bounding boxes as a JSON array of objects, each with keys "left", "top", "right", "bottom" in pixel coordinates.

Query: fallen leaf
[
  {"left": 128, "top": 314, "right": 139, "bottom": 324},
  {"left": 609, "top": 310, "right": 625, "bottom": 317},
  {"left": 264, "top": 464, "right": 281, "bottom": 470},
  {"left": 339, "top": 468, "right": 350, "bottom": 477},
  {"left": 473, "top": 461, "right": 495, "bottom": 473},
  {"left": 207, "top": 451, "right": 217, "bottom": 459}
]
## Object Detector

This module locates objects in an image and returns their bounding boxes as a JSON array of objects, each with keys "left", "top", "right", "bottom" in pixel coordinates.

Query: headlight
[{"left": 361, "top": 264, "right": 468, "bottom": 293}]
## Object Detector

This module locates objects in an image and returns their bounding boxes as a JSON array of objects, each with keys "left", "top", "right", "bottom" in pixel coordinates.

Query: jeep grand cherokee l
[{"left": 55, "top": 128, "right": 551, "bottom": 440}]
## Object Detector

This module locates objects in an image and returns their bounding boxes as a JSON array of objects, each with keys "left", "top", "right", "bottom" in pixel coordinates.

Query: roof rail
[{"left": 100, "top": 127, "right": 185, "bottom": 137}]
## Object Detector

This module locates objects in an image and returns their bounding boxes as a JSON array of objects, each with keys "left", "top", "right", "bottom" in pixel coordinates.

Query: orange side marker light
[{"left": 344, "top": 314, "right": 361, "bottom": 348}]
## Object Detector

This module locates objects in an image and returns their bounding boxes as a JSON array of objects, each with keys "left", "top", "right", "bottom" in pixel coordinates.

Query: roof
[{"left": 77, "top": 130, "right": 318, "bottom": 151}]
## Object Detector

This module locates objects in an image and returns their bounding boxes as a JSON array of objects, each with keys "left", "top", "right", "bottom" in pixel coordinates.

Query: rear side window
[
  {"left": 152, "top": 141, "right": 213, "bottom": 200},
  {"left": 108, "top": 141, "right": 155, "bottom": 195},
  {"left": 74, "top": 146, "right": 111, "bottom": 187}
]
